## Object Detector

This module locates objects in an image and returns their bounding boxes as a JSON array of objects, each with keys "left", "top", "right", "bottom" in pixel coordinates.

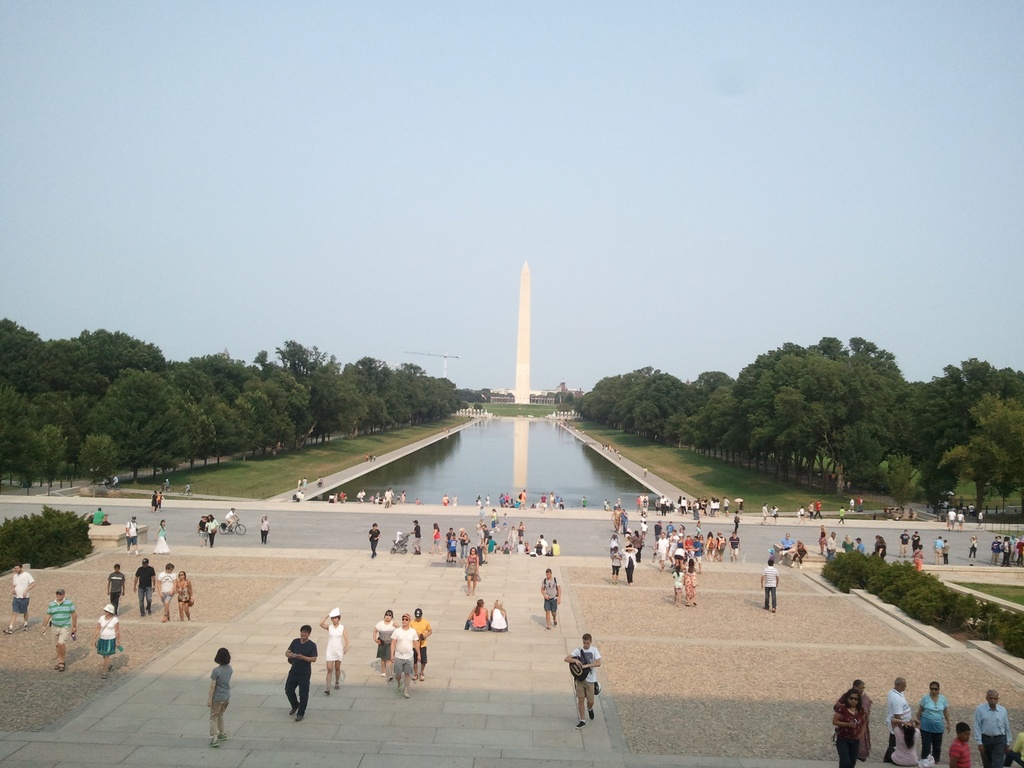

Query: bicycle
[{"left": 219, "top": 521, "right": 246, "bottom": 535}]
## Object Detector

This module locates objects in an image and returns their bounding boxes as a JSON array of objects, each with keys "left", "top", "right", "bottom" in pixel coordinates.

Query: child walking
[{"left": 208, "top": 648, "right": 232, "bottom": 747}]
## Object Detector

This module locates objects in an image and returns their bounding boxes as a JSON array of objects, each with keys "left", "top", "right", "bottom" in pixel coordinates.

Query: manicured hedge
[
  {"left": 0, "top": 506, "right": 92, "bottom": 571},
  {"left": 822, "top": 552, "right": 1024, "bottom": 657}
]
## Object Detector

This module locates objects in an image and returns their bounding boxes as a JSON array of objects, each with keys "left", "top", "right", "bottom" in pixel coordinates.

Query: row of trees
[
  {"left": 0, "top": 319, "right": 460, "bottom": 488},
  {"left": 579, "top": 337, "right": 1024, "bottom": 509}
]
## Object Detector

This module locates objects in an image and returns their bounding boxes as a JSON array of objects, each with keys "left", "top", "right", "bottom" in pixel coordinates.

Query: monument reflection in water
[{"left": 336, "top": 419, "right": 645, "bottom": 506}]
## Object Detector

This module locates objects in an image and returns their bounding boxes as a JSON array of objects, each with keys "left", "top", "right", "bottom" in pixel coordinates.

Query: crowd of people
[{"left": 832, "top": 676, "right": 1023, "bottom": 768}]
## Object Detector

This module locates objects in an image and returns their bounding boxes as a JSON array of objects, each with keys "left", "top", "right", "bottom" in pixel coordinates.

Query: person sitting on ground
[
  {"left": 890, "top": 720, "right": 922, "bottom": 767},
  {"left": 536, "top": 536, "right": 549, "bottom": 556},
  {"left": 489, "top": 600, "right": 509, "bottom": 632},
  {"left": 465, "top": 599, "right": 489, "bottom": 631}
]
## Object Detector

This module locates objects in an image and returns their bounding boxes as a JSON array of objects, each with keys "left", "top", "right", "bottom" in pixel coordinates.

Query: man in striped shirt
[
  {"left": 761, "top": 558, "right": 780, "bottom": 613},
  {"left": 43, "top": 589, "right": 77, "bottom": 672}
]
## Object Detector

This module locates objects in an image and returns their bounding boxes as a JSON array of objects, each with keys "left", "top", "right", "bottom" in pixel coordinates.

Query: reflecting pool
[{"left": 335, "top": 419, "right": 646, "bottom": 507}]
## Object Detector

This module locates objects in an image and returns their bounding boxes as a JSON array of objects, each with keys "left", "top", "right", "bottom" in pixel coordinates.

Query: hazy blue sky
[{"left": 2, "top": 3, "right": 1022, "bottom": 391}]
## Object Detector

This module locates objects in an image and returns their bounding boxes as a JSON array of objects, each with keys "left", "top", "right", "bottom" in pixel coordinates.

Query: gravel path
[
  {"left": 572, "top": 564, "right": 1024, "bottom": 762},
  {"left": 0, "top": 552, "right": 329, "bottom": 731}
]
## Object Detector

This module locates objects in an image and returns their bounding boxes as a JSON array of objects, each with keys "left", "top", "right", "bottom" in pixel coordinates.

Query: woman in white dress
[
  {"left": 153, "top": 520, "right": 170, "bottom": 554},
  {"left": 318, "top": 608, "right": 348, "bottom": 694}
]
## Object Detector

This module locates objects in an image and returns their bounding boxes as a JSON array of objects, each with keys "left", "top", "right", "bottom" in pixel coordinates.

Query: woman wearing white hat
[
  {"left": 92, "top": 603, "right": 121, "bottom": 679},
  {"left": 318, "top": 608, "right": 348, "bottom": 695}
]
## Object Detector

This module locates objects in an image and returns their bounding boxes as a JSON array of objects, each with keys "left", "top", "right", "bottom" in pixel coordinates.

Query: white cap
[{"left": 328, "top": 607, "right": 341, "bottom": 619}]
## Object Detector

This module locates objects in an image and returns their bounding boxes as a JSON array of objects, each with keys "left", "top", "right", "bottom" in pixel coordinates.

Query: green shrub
[
  {"left": 869, "top": 561, "right": 925, "bottom": 604},
  {"left": 822, "top": 548, "right": 1024, "bottom": 657},
  {"left": 0, "top": 506, "right": 92, "bottom": 571},
  {"left": 900, "top": 580, "right": 952, "bottom": 624},
  {"left": 999, "top": 612, "right": 1024, "bottom": 658},
  {"left": 822, "top": 551, "right": 887, "bottom": 593}
]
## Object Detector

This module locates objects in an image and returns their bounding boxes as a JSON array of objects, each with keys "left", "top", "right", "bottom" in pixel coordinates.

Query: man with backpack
[{"left": 541, "top": 569, "right": 561, "bottom": 630}]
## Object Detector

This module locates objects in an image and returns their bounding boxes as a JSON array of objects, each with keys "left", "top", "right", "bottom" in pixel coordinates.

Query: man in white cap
[{"left": 125, "top": 517, "right": 139, "bottom": 555}]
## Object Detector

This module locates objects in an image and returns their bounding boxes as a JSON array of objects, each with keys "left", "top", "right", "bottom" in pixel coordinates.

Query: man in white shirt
[
  {"left": 564, "top": 633, "right": 602, "bottom": 729},
  {"left": 390, "top": 613, "right": 420, "bottom": 699},
  {"left": 125, "top": 517, "right": 139, "bottom": 556},
  {"left": 157, "top": 564, "right": 177, "bottom": 623},
  {"left": 6, "top": 564, "right": 35, "bottom": 633},
  {"left": 883, "top": 677, "right": 912, "bottom": 763},
  {"left": 656, "top": 534, "right": 670, "bottom": 571}
]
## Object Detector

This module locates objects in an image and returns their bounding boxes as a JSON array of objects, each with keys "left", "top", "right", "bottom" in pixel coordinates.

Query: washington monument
[{"left": 514, "top": 262, "right": 531, "bottom": 404}]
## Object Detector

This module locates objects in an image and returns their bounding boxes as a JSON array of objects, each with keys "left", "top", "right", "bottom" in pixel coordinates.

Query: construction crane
[{"left": 404, "top": 351, "right": 461, "bottom": 379}]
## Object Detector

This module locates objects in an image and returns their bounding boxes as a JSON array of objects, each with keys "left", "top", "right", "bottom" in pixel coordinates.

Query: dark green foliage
[
  {"left": 0, "top": 506, "right": 92, "bottom": 571},
  {"left": 822, "top": 552, "right": 1024, "bottom": 655},
  {"left": 999, "top": 613, "right": 1024, "bottom": 658},
  {"left": 0, "top": 320, "right": 460, "bottom": 477},
  {"left": 821, "top": 551, "right": 887, "bottom": 593}
]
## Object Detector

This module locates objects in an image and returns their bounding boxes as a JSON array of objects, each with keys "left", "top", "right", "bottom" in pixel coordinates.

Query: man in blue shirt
[{"left": 974, "top": 689, "right": 1011, "bottom": 768}]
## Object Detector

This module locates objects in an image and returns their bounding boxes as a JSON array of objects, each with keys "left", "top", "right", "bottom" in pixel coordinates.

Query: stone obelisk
[{"left": 514, "top": 262, "right": 531, "bottom": 404}]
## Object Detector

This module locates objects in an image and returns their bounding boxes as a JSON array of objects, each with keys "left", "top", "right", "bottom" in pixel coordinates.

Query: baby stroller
[{"left": 391, "top": 531, "right": 410, "bottom": 555}]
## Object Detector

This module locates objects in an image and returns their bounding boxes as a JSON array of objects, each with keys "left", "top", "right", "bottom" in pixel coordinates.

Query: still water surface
[{"left": 336, "top": 419, "right": 645, "bottom": 506}]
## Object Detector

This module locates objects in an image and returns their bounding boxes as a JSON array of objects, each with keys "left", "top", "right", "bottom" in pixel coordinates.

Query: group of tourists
[{"left": 832, "top": 676, "right": 1020, "bottom": 768}]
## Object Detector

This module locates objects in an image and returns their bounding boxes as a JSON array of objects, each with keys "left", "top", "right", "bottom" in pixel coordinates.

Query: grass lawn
[
  {"left": 956, "top": 583, "right": 1024, "bottom": 607},
  {"left": 577, "top": 422, "right": 860, "bottom": 511},
  {"left": 117, "top": 417, "right": 469, "bottom": 500}
]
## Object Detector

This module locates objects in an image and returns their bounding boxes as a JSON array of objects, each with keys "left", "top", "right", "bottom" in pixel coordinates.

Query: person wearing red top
[
  {"left": 833, "top": 688, "right": 866, "bottom": 768},
  {"left": 949, "top": 721, "right": 973, "bottom": 768}
]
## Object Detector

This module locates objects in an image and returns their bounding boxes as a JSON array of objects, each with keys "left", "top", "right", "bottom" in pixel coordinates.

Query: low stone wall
[{"left": 87, "top": 524, "right": 148, "bottom": 549}]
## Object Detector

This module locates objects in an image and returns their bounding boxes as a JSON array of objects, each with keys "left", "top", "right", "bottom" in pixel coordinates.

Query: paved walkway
[{"left": 0, "top": 544, "right": 839, "bottom": 768}]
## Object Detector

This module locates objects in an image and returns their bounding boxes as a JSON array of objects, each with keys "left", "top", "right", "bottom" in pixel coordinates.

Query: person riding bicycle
[
  {"left": 184, "top": 483, "right": 192, "bottom": 496},
  {"left": 224, "top": 508, "right": 240, "bottom": 531}
]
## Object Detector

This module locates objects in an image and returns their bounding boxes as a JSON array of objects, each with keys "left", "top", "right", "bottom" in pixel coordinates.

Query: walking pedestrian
[
  {"left": 153, "top": 519, "right": 170, "bottom": 554},
  {"left": 564, "top": 633, "right": 601, "bottom": 729},
  {"left": 106, "top": 564, "right": 125, "bottom": 616},
  {"left": 284, "top": 625, "right": 318, "bottom": 721},
  {"left": 410, "top": 607, "right": 432, "bottom": 682},
  {"left": 157, "top": 563, "right": 176, "bottom": 623},
  {"left": 761, "top": 558, "right": 779, "bottom": 613},
  {"left": 373, "top": 610, "right": 396, "bottom": 681},
  {"left": 610, "top": 547, "right": 622, "bottom": 585},
  {"left": 134, "top": 558, "right": 156, "bottom": 617},
  {"left": 91, "top": 603, "right": 120, "bottom": 679},
  {"left": 125, "top": 517, "right": 139, "bottom": 555},
  {"left": 390, "top": 612, "right": 420, "bottom": 699},
  {"left": 541, "top": 568, "right": 561, "bottom": 629},
  {"left": 318, "top": 608, "right": 349, "bottom": 695},
  {"left": 207, "top": 648, "right": 232, "bottom": 747},
  {"left": 206, "top": 516, "right": 218, "bottom": 548},
  {"left": 176, "top": 571, "right": 193, "bottom": 621},
  {"left": 6, "top": 563, "right": 35, "bottom": 633},
  {"left": 368, "top": 523, "right": 380, "bottom": 558},
  {"left": 43, "top": 588, "right": 76, "bottom": 672},
  {"left": 623, "top": 540, "right": 637, "bottom": 585},
  {"left": 260, "top": 515, "right": 270, "bottom": 545},
  {"left": 833, "top": 688, "right": 866, "bottom": 768}
]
